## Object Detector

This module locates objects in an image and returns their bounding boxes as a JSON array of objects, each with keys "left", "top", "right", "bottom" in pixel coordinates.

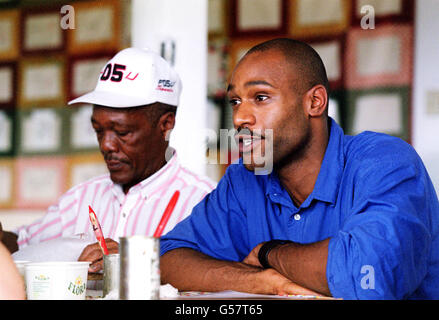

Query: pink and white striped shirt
[{"left": 15, "top": 154, "right": 216, "bottom": 248}]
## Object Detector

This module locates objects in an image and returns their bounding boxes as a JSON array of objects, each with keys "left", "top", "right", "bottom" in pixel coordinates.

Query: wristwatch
[{"left": 258, "top": 240, "right": 292, "bottom": 269}]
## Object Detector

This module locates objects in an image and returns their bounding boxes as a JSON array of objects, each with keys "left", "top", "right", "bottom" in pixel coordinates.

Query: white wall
[
  {"left": 131, "top": 0, "right": 208, "bottom": 177},
  {"left": 412, "top": 0, "right": 439, "bottom": 192}
]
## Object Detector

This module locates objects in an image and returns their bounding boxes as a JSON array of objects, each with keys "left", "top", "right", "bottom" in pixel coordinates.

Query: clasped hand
[{"left": 78, "top": 238, "right": 119, "bottom": 272}]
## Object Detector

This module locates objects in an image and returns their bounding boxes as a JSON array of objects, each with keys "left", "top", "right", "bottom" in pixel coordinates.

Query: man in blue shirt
[{"left": 159, "top": 38, "right": 439, "bottom": 299}]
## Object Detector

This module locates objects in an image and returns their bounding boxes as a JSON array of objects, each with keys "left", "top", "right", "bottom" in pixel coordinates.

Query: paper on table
[
  {"left": 177, "top": 290, "right": 332, "bottom": 300},
  {"left": 12, "top": 236, "right": 95, "bottom": 262}
]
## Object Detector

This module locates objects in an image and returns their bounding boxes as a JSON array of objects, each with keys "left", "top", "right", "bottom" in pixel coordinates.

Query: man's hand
[
  {"left": 243, "top": 239, "right": 331, "bottom": 296},
  {"left": 242, "top": 243, "right": 321, "bottom": 296},
  {"left": 242, "top": 242, "right": 264, "bottom": 267},
  {"left": 256, "top": 268, "right": 320, "bottom": 296},
  {"left": 78, "top": 238, "right": 119, "bottom": 272}
]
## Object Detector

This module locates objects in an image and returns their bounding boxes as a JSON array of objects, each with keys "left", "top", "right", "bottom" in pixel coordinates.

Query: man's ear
[
  {"left": 304, "top": 85, "right": 328, "bottom": 118},
  {"left": 158, "top": 112, "right": 176, "bottom": 139}
]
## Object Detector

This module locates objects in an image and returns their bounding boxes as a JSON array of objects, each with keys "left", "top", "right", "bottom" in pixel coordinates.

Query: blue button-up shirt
[{"left": 160, "top": 119, "right": 439, "bottom": 299}]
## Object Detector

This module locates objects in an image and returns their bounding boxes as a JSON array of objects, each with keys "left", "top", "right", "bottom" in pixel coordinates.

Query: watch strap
[{"left": 257, "top": 239, "right": 292, "bottom": 269}]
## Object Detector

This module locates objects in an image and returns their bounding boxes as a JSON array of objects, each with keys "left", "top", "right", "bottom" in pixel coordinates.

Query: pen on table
[
  {"left": 88, "top": 205, "right": 109, "bottom": 255},
  {"left": 153, "top": 190, "right": 180, "bottom": 238}
]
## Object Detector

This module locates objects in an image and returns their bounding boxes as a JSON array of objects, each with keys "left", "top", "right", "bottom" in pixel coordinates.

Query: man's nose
[
  {"left": 233, "top": 103, "right": 256, "bottom": 129},
  {"left": 99, "top": 132, "right": 118, "bottom": 153}
]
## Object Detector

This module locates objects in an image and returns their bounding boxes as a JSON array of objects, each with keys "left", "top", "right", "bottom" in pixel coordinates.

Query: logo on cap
[
  {"left": 100, "top": 63, "right": 139, "bottom": 82},
  {"left": 156, "top": 79, "right": 175, "bottom": 92}
]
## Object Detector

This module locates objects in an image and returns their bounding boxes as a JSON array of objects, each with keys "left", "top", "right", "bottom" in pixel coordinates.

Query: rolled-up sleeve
[
  {"left": 160, "top": 166, "right": 249, "bottom": 261},
  {"left": 327, "top": 156, "right": 432, "bottom": 299}
]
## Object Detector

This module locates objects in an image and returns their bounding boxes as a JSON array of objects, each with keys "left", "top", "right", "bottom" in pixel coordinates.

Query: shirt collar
[
  {"left": 309, "top": 118, "right": 344, "bottom": 205},
  {"left": 266, "top": 118, "right": 345, "bottom": 209},
  {"left": 111, "top": 149, "right": 180, "bottom": 201}
]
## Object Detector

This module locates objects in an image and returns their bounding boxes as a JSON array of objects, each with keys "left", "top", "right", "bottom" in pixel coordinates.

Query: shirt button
[
  {"left": 294, "top": 214, "right": 301, "bottom": 221},
  {"left": 123, "top": 212, "right": 127, "bottom": 218}
]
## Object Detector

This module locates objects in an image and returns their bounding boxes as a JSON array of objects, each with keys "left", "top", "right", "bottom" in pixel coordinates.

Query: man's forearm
[
  {"left": 268, "top": 238, "right": 331, "bottom": 296},
  {"left": 161, "top": 247, "right": 261, "bottom": 292},
  {"left": 160, "top": 247, "right": 320, "bottom": 296}
]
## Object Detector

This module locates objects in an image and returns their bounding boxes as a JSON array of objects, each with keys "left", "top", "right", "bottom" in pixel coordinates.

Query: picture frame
[
  {"left": 0, "top": 61, "right": 16, "bottom": 108},
  {"left": 307, "top": 36, "right": 345, "bottom": 90},
  {"left": 0, "top": 9, "right": 20, "bottom": 61},
  {"left": 289, "top": 0, "right": 351, "bottom": 38},
  {"left": 67, "top": 53, "right": 113, "bottom": 102},
  {"left": 344, "top": 86, "right": 411, "bottom": 142},
  {"left": 67, "top": 104, "right": 100, "bottom": 152},
  {"left": 345, "top": 24, "right": 413, "bottom": 89},
  {"left": 67, "top": 152, "right": 107, "bottom": 188},
  {"left": 0, "top": 158, "right": 14, "bottom": 208},
  {"left": 67, "top": 0, "right": 121, "bottom": 55},
  {"left": 351, "top": 0, "right": 414, "bottom": 26},
  {"left": 15, "top": 156, "right": 67, "bottom": 209},
  {"left": 207, "top": 39, "right": 229, "bottom": 98},
  {"left": 208, "top": 0, "right": 230, "bottom": 39},
  {"left": 21, "top": 7, "right": 65, "bottom": 55},
  {"left": 230, "top": 0, "right": 288, "bottom": 37},
  {"left": 16, "top": 107, "right": 69, "bottom": 155},
  {"left": 18, "top": 56, "right": 66, "bottom": 108},
  {"left": 0, "top": 109, "right": 16, "bottom": 156}
]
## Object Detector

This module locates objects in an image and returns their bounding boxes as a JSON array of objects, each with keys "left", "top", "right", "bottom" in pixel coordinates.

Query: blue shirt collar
[{"left": 267, "top": 118, "right": 344, "bottom": 210}]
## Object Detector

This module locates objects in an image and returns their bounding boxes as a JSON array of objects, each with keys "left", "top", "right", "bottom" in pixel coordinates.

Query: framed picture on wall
[
  {"left": 307, "top": 36, "right": 345, "bottom": 90},
  {"left": 230, "top": 0, "right": 288, "bottom": 37},
  {"left": 352, "top": 0, "right": 414, "bottom": 26},
  {"left": 0, "top": 62, "right": 16, "bottom": 108},
  {"left": 67, "top": 53, "right": 113, "bottom": 102},
  {"left": 17, "top": 107, "right": 68, "bottom": 155},
  {"left": 0, "top": 110, "right": 16, "bottom": 156},
  {"left": 0, "top": 159, "right": 14, "bottom": 208},
  {"left": 15, "top": 156, "right": 67, "bottom": 209},
  {"left": 208, "top": 40, "right": 229, "bottom": 98},
  {"left": 67, "top": 0, "right": 120, "bottom": 55},
  {"left": 67, "top": 152, "right": 107, "bottom": 188},
  {"left": 345, "top": 24, "right": 413, "bottom": 89},
  {"left": 0, "top": 9, "right": 20, "bottom": 61},
  {"left": 208, "top": 0, "right": 230, "bottom": 38},
  {"left": 18, "top": 56, "right": 66, "bottom": 108},
  {"left": 21, "top": 7, "right": 65, "bottom": 54},
  {"left": 344, "top": 86, "right": 411, "bottom": 142},
  {"left": 289, "top": 0, "right": 351, "bottom": 38},
  {"left": 68, "top": 104, "right": 99, "bottom": 152}
]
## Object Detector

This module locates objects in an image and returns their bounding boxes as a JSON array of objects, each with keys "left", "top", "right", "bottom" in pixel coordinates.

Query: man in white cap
[{"left": 0, "top": 48, "right": 216, "bottom": 272}]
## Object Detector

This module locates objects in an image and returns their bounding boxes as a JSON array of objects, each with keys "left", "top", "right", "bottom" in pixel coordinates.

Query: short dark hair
[
  {"left": 142, "top": 103, "right": 177, "bottom": 127},
  {"left": 245, "top": 38, "right": 329, "bottom": 94}
]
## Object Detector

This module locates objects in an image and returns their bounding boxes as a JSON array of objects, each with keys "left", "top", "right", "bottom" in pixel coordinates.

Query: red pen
[
  {"left": 88, "top": 205, "right": 109, "bottom": 255},
  {"left": 153, "top": 190, "right": 180, "bottom": 238}
]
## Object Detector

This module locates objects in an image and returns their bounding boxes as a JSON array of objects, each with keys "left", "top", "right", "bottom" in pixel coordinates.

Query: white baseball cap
[{"left": 68, "top": 47, "right": 182, "bottom": 108}]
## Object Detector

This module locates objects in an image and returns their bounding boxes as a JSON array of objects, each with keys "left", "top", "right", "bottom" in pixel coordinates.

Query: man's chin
[
  {"left": 109, "top": 172, "right": 129, "bottom": 186},
  {"left": 242, "top": 160, "right": 273, "bottom": 175}
]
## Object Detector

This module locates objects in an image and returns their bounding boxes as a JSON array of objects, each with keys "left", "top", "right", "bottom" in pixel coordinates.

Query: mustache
[
  {"left": 234, "top": 128, "right": 264, "bottom": 139},
  {"left": 103, "top": 153, "right": 130, "bottom": 164}
]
